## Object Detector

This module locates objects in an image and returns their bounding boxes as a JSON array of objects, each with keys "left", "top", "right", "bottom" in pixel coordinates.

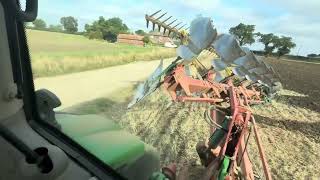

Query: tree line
[
  {"left": 28, "top": 16, "right": 151, "bottom": 43},
  {"left": 29, "top": 16, "right": 308, "bottom": 58},
  {"left": 84, "top": 16, "right": 129, "bottom": 42},
  {"left": 28, "top": 16, "right": 79, "bottom": 34},
  {"left": 229, "top": 23, "right": 296, "bottom": 58}
]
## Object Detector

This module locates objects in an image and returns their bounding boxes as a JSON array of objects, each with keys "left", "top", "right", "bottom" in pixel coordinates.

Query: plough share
[{"left": 129, "top": 10, "right": 281, "bottom": 180}]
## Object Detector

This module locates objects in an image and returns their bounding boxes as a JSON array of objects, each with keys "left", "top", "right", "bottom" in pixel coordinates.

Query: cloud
[
  {"left": 206, "top": 1, "right": 320, "bottom": 55},
  {"left": 36, "top": 0, "right": 319, "bottom": 55},
  {"left": 263, "top": 0, "right": 320, "bottom": 17},
  {"left": 270, "top": 14, "right": 320, "bottom": 55},
  {"left": 171, "top": 0, "right": 221, "bottom": 10},
  {"left": 269, "top": 14, "right": 320, "bottom": 37}
]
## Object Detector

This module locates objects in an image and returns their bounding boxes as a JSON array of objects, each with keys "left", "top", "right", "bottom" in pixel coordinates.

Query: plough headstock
[
  {"left": 131, "top": 12, "right": 281, "bottom": 180},
  {"left": 145, "top": 10, "right": 188, "bottom": 40}
]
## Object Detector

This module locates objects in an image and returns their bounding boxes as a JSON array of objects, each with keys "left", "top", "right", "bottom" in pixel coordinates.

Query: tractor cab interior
[{"left": 0, "top": 1, "right": 160, "bottom": 179}]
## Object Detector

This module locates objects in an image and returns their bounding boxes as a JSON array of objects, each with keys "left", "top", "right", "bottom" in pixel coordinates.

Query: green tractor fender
[{"left": 36, "top": 89, "right": 160, "bottom": 180}]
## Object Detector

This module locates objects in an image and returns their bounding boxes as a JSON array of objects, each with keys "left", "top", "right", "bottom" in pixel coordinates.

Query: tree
[
  {"left": 275, "top": 36, "right": 296, "bottom": 58},
  {"left": 48, "top": 24, "right": 63, "bottom": 32},
  {"left": 60, "top": 16, "right": 78, "bottom": 33},
  {"left": 256, "top": 33, "right": 279, "bottom": 56},
  {"left": 135, "top": 29, "right": 146, "bottom": 36},
  {"left": 87, "top": 31, "right": 103, "bottom": 40},
  {"left": 104, "top": 31, "right": 118, "bottom": 42},
  {"left": 229, "top": 23, "right": 255, "bottom": 46},
  {"left": 142, "top": 35, "right": 150, "bottom": 44},
  {"left": 32, "top": 19, "right": 46, "bottom": 30},
  {"left": 84, "top": 16, "right": 129, "bottom": 42},
  {"left": 307, "top": 53, "right": 318, "bottom": 58}
]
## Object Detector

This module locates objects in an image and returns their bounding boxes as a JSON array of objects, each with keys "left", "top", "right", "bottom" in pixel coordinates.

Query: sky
[{"left": 26, "top": 0, "right": 320, "bottom": 56}]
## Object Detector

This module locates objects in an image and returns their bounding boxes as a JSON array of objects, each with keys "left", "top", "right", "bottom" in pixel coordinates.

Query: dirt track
[{"left": 34, "top": 58, "right": 174, "bottom": 110}]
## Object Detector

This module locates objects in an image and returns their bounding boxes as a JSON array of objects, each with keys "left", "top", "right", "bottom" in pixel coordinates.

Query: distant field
[{"left": 26, "top": 29, "right": 176, "bottom": 77}]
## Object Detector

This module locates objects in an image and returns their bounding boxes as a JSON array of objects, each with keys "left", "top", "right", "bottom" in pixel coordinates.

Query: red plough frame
[{"left": 163, "top": 65, "right": 272, "bottom": 180}]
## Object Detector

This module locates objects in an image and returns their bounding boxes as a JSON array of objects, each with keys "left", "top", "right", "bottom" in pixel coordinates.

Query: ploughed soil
[{"left": 69, "top": 58, "right": 320, "bottom": 179}]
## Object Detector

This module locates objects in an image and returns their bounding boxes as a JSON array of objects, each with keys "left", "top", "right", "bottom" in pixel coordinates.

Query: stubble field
[
  {"left": 69, "top": 57, "right": 320, "bottom": 179},
  {"left": 27, "top": 29, "right": 176, "bottom": 77}
]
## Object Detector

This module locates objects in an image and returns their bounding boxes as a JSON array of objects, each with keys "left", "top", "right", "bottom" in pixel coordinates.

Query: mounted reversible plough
[{"left": 129, "top": 10, "right": 282, "bottom": 180}]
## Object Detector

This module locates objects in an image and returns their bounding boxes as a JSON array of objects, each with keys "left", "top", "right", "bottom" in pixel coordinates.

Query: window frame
[{"left": 0, "top": 0, "right": 125, "bottom": 179}]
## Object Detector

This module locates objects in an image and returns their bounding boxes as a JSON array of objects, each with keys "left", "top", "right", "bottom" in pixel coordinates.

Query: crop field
[
  {"left": 68, "top": 57, "right": 320, "bottom": 179},
  {"left": 26, "top": 29, "right": 176, "bottom": 77}
]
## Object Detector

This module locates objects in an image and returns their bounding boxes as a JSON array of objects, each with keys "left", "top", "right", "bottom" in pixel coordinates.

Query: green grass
[{"left": 26, "top": 30, "right": 176, "bottom": 77}]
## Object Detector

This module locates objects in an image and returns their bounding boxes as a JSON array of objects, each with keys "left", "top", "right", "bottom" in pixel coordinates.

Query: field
[
  {"left": 30, "top": 29, "right": 320, "bottom": 179},
  {"left": 26, "top": 29, "right": 176, "bottom": 77},
  {"left": 67, "top": 57, "right": 320, "bottom": 179}
]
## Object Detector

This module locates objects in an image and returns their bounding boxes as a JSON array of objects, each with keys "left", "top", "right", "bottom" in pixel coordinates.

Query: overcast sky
[{"left": 34, "top": 0, "right": 319, "bottom": 56}]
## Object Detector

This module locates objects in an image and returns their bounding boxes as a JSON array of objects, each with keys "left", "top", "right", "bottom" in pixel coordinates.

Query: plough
[{"left": 129, "top": 10, "right": 281, "bottom": 180}]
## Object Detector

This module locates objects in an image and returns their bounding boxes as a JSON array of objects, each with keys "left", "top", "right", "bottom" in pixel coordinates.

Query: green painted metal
[
  {"left": 218, "top": 156, "right": 230, "bottom": 180},
  {"left": 264, "top": 96, "right": 272, "bottom": 103},
  {"left": 56, "top": 114, "right": 145, "bottom": 169},
  {"left": 74, "top": 130, "right": 145, "bottom": 168},
  {"left": 208, "top": 117, "right": 229, "bottom": 149},
  {"left": 55, "top": 114, "right": 121, "bottom": 137}
]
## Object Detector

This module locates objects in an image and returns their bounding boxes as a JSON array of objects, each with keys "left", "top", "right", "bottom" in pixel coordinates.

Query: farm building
[{"left": 117, "top": 34, "right": 144, "bottom": 46}]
